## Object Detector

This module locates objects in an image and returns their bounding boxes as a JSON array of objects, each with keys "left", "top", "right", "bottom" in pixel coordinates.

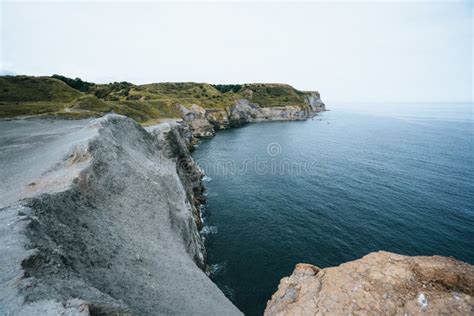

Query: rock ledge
[{"left": 265, "top": 251, "right": 473, "bottom": 315}]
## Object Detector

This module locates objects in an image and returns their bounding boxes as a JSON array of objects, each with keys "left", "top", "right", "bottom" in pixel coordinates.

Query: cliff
[
  {"left": 0, "top": 76, "right": 325, "bottom": 128},
  {"left": 179, "top": 92, "right": 324, "bottom": 137},
  {"left": 0, "top": 115, "right": 241, "bottom": 315},
  {"left": 265, "top": 251, "right": 474, "bottom": 315}
]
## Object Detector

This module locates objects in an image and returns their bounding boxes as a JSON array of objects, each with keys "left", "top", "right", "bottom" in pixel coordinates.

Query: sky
[{"left": 1, "top": 1, "right": 472, "bottom": 103}]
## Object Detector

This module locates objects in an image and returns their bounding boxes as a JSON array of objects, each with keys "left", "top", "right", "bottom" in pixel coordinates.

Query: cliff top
[
  {"left": 0, "top": 75, "right": 320, "bottom": 123},
  {"left": 265, "top": 251, "right": 474, "bottom": 315},
  {"left": 0, "top": 115, "right": 242, "bottom": 315}
]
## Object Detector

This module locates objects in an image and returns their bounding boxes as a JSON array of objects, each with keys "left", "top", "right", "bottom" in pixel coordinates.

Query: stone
[
  {"left": 178, "top": 104, "right": 215, "bottom": 137},
  {"left": 177, "top": 94, "right": 326, "bottom": 138},
  {"left": 265, "top": 251, "right": 473, "bottom": 315},
  {"left": 0, "top": 115, "right": 241, "bottom": 315}
]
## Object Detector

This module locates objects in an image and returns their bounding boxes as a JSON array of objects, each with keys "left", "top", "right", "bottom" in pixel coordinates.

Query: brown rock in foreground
[{"left": 265, "top": 251, "right": 473, "bottom": 315}]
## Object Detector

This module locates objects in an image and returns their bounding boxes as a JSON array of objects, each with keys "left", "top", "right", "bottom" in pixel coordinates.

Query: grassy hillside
[
  {"left": 0, "top": 75, "right": 317, "bottom": 122},
  {"left": 128, "top": 83, "right": 238, "bottom": 108},
  {"left": 239, "top": 83, "right": 308, "bottom": 107},
  {"left": 0, "top": 76, "right": 81, "bottom": 102}
]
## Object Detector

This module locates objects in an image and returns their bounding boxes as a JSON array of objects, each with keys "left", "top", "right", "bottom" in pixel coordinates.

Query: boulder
[{"left": 265, "top": 251, "right": 473, "bottom": 315}]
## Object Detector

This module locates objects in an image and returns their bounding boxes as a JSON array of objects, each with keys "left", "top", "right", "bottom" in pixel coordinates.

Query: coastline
[
  {"left": 0, "top": 98, "right": 326, "bottom": 314},
  {"left": 189, "top": 108, "right": 474, "bottom": 315},
  {"left": 2, "top": 97, "right": 473, "bottom": 315}
]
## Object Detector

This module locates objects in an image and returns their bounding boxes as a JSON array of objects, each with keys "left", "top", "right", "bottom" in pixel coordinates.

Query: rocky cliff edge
[
  {"left": 265, "top": 251, "right": 473, "bottom": 315},
  {"left": 179, "top": 92, "right": 325, "bottom": 138},
  {"left": 0, "top": 115, "right": 241, "bottom": 315}
]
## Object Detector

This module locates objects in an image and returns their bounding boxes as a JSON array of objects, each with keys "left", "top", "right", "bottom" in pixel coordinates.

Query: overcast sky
[{"left": 1, "top": 1, "right": 472, "bottom": 103}]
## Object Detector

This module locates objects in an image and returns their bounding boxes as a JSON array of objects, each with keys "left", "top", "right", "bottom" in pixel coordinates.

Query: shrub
[
  {"left": 211, "top": 84, "right": 242, "bottom": 93},
  {"left": 52, "top": 74, "right": 94, "bottom": 92}
]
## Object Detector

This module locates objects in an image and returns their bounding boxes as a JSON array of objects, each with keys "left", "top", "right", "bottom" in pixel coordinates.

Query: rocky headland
[
  {"left": 179, "top": 94, "right": 324, "bottom": 138},
  {"left": 0, "top": 76, "right": 325, "bottom": 130}
]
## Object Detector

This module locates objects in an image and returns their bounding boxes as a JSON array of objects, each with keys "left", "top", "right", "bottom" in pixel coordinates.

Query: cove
[{"left": 192, "top": 103, "right": 474, "bottom": 316}]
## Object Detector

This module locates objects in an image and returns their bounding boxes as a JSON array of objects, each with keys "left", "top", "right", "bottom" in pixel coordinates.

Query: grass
[
  {"left": 126, "top": 82, "right": 238, "bottom": 109},
  {"left": 0, "top": 101, "right": 69, "bottom": 117},
  {"left": 0, "top": 75, "right": 319, "bottom": 122},
  {"left": 71, "top": 95, "right": 113, "bottom": 112},
  {"left": 105, "top": 100, "right": 181, "bottom": 122},
  {"left": 240, "top": 83, "right": 309, "bottom": 107},
  {"left": 0, "top": 76, "right": 81, "bottom": 102}
]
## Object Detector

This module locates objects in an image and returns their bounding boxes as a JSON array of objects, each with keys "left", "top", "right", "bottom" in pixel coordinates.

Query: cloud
[{"left": 1, "top": 1, "right": 472, "bottom": 103}]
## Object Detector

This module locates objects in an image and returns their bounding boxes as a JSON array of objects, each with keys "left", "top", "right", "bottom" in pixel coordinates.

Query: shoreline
[{"left": 1, "top": 109, "right": 473, "bottom": 315}]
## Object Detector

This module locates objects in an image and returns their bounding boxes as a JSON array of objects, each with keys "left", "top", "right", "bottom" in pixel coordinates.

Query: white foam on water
[
  {"left": 201, "top": 225, "right": 218, "bottom": 236},
  {"left": 202, "top": 175, "right": 212, "bottom": 182},
  {"left": 209, "top": 263, "right": 225, "bottom": 276}
]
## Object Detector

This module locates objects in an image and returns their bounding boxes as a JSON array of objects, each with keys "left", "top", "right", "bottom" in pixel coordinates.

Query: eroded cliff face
[
  {"left": 179, "top": 104, "right": 216, "bottom": 137},
  {"left": 265, "top": 251, "right": 473, "bottom": 316},
  {"left": 0, "top": 115, "right": 241, "bottom": 315},
  {"left": 178, "top": 92, "right": 325, "bottom": 137}
]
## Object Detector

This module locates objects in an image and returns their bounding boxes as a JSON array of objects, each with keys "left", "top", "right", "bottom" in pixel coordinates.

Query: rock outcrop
[
  {"left": 178, "top": 104, "right": 215, "bottom": 137},
  {"left": 228, "top": 99, "right": 310, "bottom": 125},
  {"left": 265, "top": 251, "right": 473, "bottom": 315},
  {"left": 0, "top": 115, "right": 241, "bottom": 315},
  {"left": 303, "top": 92, "right": 325, "bottom": 112},
  {"left": 177, "top": 92, "right": 325, "bottom": 137}
]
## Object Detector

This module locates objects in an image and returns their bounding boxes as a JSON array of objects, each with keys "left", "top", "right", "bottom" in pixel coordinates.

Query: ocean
[{"left": 192, "top": 103, "right": 474, "bottom": 315}]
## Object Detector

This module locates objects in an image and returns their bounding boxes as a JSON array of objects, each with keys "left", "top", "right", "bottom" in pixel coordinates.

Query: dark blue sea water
[{"left": 192, "top": 103, "right": 474, "bottom": 316}]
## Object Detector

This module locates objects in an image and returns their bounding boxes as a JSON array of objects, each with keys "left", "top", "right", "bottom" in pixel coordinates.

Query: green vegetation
[
  {"left": 240, "top": 84, "right": 307, "bottom": 107},
  {"left": 0, "top": 75, "right": 315, "bottom": 122},
  {"left": 211, "top": 84, "right": 242, "bottom": 93},
  {"left": 71, "top": 95, "right": 113, "bottom": 112},
  {"left": 0, "top": 76, "right": 81, "bottom": 102},
  {"left": 91, "top": 82, "right": 134, "bottom": 100},
  {"left": 52, "top": 74, "right": 95, "bottom": 92},
  {"left": 103, "top": 100, "right": 182, "bottom": 123},
  {"left": 0, "top": 101, "right": 72, "bottom": 118},
  {"left": 129, "top": 82, "right": 237, "bottom": 109}
]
